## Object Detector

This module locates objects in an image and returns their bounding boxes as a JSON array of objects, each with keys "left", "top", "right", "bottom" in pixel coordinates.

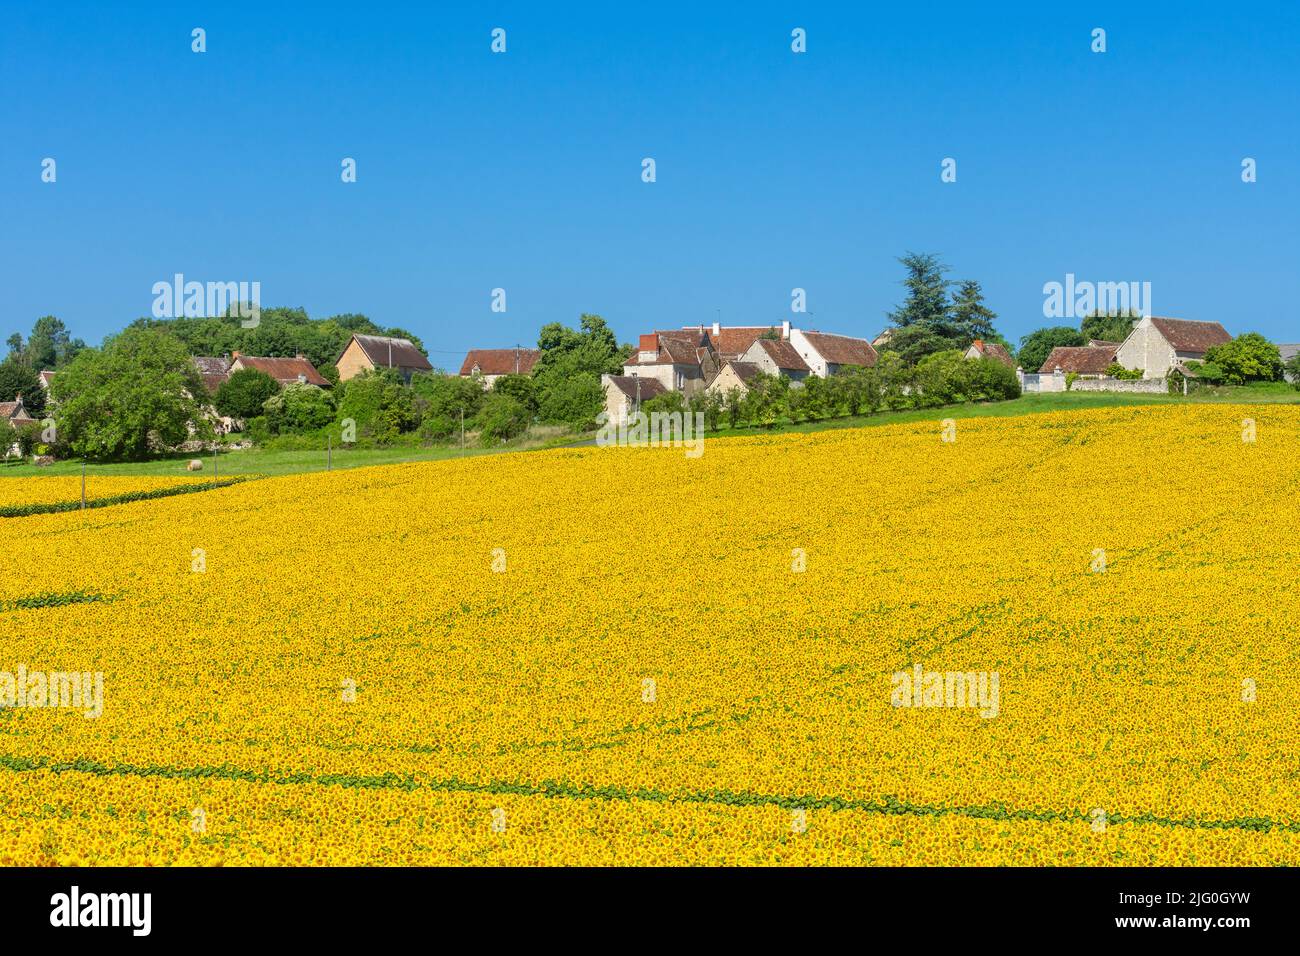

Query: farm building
[
  {"left": 459, "top": 348, "right": 542, "bottom": 387},
  {"left": 337, "top": 334, "right": 433, "bottom": 383},
  {"left": 1113, "top": 317, "right": 1231, "bottom": 379}
]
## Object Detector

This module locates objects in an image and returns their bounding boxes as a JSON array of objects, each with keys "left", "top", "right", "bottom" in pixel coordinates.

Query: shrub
[
  {"left": 537, "top": 373, "right": 603, "bottom": 430},
  {"left": 1202, "top": 333, "right": 1283, "bottom": 385},
  {"left": 477, "top": 393, "right": 530, "bottom": 445},
  {"left": 263, "top": 383, "right": 336, "bottom": 434},
  {"left": 1105, "top": 363, "right": 1144, "bottom": 380}
]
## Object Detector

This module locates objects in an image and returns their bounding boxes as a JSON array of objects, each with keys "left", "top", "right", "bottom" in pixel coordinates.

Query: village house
[
  {"left": 706, "top": 361, "right": 762, "bottom": 398},
  {"left": 964, "top": 339, "right": 1015, "bottom": 368},
  {"left": 459, "top": 348, "right": 542, "bottom": 387},
  {"left": 1278, "top": 344, "right": 1300, "bottom": 383},
  {"left": 623, "top": 329, "right": 719, "bottom": 396},
  {"left": 38, "top": 370, "right": 56, "bottom": 394},
  {"left": 788, "top": 329, "right": 879, "bottom": 376},
  {"left": 740, "top": 337, "right": 811, "bottom": 381},
  {"left": 600, "top": 374, "right": 669, "bottom": 425},
  {"left": 1112, "top": 316, "right": 1232, "bottom": 379},
  {"left": 336, "top": 333, "right": 433, "bottom": 383},
  {"left": 1, "top": 396, "right": 37, "bottom": 456},
  {"left": 192, "top": 356, "right": 232, "bottom": 394},
  {"left": 1037, "top": 344, "right": 1119, "bottom": 379},
  {"left": 229, "top": 352, "right": 331, "bottom": 387}
]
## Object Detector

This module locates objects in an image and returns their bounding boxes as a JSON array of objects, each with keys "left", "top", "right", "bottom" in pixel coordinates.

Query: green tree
[
  {"left": 0, "top": 359, "right": 46, "bottom": 418},
  {"left": 949, "top": 280, "right": 999, "bottom": 346},
  {"left": 886, "top": 252, "right": 951, "bottom": 329},
  {"left": 50, "top": 327, "right": 212, "bottom": 461},
  {"left": 477, "top": 393, "right": 530, "bottom": 445},
  {"left": 1201, "top": 333, "right": 1283, "bottom": 385},
  {"left": 533, "top": 313, "right": 628, "bottom": 426},
  {"left": 263, "top": 383, "right": 337, "bottom": 434},
  {"left": 214, "top": 368, "right": 281, "bottom": 421},
  {"left": 334, "top": 368, "right": 415, "bottom": 442},
  {"left": 24, "top": 316, "right": 85, "bottom": 370},
  {"left": 491, "top": 373, "right": 538, "bottom": 414},
  {"left": 1017, "top": 326, "right": 1086, "bottom": 373},
  {"left": 1079, "top": 310, "right": 1140, "bottom": 345}
]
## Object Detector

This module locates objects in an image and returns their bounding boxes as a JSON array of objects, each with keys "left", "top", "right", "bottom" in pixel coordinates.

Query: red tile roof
[
  {"left": 680, "top": 326, "right": 783, "bottom": 359},
  {"left": 347, "top": 334, "right": 433, "bottom": 372},
  {"left": 626, "top": 331, "right": 712, "bottom": 367},
  {"left": 460, "top": 348, "right": 541, "bottom": 376},
  {"left": 0, "top": 400, "right": 36, "bottom": 427},
  {"left": 1038, "top": 345, "right": 1118, "bottom": 375},
  {"left": 233, "top": 355, "right": 330, "bottom": 387},
  {"left": 1149, "top": 317, "right": 1232, "bottom": 353},
  {"left": 800, "top": 331, "right": 878, "bottom": 368},
  {"left": 752, "top": 337, "right": 811, "bottom": 373}
]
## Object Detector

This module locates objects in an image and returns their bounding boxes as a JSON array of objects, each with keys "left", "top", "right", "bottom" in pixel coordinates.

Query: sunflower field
[{"left": 1, "top": 404, "right": 1298, "bottom": 865}]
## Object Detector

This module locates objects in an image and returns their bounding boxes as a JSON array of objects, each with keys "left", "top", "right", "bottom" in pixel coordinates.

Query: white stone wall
[{"left": 1069, "top": 377, "right": 1169, "bottom": 394}]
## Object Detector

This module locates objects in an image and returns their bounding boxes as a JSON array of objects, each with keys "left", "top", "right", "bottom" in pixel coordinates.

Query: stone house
[
  {"left": 964, "top": 339, "right": 1015, "bottom": 368},
  {"left": 229, "top": 352, "right": 331, "bottom": 388},
  {"left": 1037, "top": 344, "right": 1119, "bottom": 379},
  {"left": 336, "top": 334, "right": 433, "bottom": 383},
  {"left": 459, "top": 348, "right": 542, "bottom": 388},
  {"left": 706, "top": 361, "right": 762, "bottom": 398},
  {"left": 600, "top": 374, "right": 668, "bottom": 425},
  {"left": 788, "top": 329, "right": 878, "bottom": 376},
  {"left": 740, "top": 337, "right": 811, "bottom": 381},
  {"left": 1113, "top": 317, "right": 1232, "bottom": 379}
]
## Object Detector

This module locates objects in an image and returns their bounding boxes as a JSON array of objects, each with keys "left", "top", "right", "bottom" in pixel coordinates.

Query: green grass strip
[
  {"left": 0, "top": 752, "right": 1291, "bottom": 835},
  {"left": 0, "top": 475, "right": 258, "bottom": 518}
]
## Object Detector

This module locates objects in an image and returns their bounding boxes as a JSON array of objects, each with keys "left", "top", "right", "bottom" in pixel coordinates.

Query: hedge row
[{"left": 0, "top": 475, "right": 257, "bottom": 518}]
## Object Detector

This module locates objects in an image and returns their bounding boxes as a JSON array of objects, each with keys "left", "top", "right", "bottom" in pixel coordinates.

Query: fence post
[
  {"left": 328, "top": 434, "right": 332, "bottom": 471},
  {"left": 81, "top": 460, "right": 86, "bottom": 510}
]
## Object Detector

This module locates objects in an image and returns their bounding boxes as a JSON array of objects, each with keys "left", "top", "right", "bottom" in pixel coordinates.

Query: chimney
[
  {"left": 781, "top": 320, "right": 791, "bottom": 340},
  {"left": 711, "top": 321, "right": 720, "bottom": 336},
  {"left": 231, "top": 350, "right": 241, "bottom": 360},
  {"left": 972, "top": 339, "right": 983, "bottom": 350},
  {"left": 295, "top": 352, "right": 305, "bottom": 360},
  {"left": 638, "top": 333, "right": 658, "bottom": 361}
]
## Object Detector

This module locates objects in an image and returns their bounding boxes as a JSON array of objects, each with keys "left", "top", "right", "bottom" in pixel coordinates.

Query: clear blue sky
[{"left": 2, "top": 0, "right": 1296, "bottom": 367}]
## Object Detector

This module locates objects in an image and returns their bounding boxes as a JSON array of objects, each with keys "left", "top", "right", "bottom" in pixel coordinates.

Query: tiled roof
[
  {"left": 626, "top": 331, "right": 712, "bottom": 367},
  {"left": 234, "top": 355, "right": 330, "bottom": 387},
  {"left": 1038, "top": 345, "right": 1118, "bottom": 375},
  {"left": 726, "top": 361, "right": 762, "bottom": 384},
  {"left": 678, "top": 326, "right": 783, "bottom": 359},
  {"left": 969, "top": 340, "right": 1015, "bottom": 368},
  {"left": 800, "top": 331, "right": 878, "bottom": 368},
  {"left": 753, "top": 338, "right": 811, "bottom": 373},
  {"left": 192, "top": 356, "right": 231, "bottom": 394},
  {"left": 0, "top": 400, "right": 36, "bottom": 426},
  {"left": 605, "top": 375, "right": 668, "bottom": 402},
  {"left": 460, "top": 348, "right": 541, "bottom": 376},
  {"left": 1149, "top": 317, "right": 1232, "bottom": 353},
  {"left": 347, "top": 334, "right": 433, "bottom": 372}
]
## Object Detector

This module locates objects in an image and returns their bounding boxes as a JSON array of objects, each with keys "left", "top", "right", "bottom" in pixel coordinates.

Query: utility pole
[
  {"left": 327, "top": 433, "right": 332, "bottom": 471},
  {"left": 460, "top": 407, "right": 465, "bottom": 453},
  {"left": 80, "top": 460, "right": 86, "bottom": 510}
]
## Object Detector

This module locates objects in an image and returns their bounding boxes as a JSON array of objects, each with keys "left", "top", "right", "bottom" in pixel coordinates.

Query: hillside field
[{"left": 2, "top": 404, "right": 1299, "bottom": 865}]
